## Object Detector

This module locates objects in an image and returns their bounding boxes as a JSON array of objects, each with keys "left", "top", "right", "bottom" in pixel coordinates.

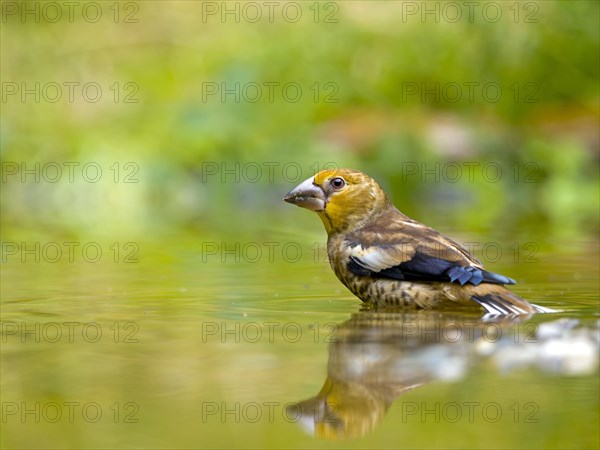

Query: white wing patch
[{"left": 345, "top": 242, "right": 412, "bottom": 273}]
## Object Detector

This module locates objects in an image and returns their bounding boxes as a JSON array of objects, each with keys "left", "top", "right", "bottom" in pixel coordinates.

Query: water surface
[{"left": 1, "top": 231, "right": 598, "bottom": 448}]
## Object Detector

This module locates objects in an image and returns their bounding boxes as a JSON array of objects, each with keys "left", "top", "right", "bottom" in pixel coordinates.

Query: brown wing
[{"left": 343, "top": 207, "right": 515, "bottom": 286}]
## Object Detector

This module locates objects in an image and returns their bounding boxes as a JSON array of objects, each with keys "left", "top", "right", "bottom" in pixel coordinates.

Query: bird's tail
[{"left": 464, "top": 284, "right": 553, "bottom": 315}]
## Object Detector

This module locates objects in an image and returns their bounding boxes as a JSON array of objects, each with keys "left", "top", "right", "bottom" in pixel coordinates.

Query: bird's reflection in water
[{"left": 287, "top": 309, "right": 530, "bottom": 439}]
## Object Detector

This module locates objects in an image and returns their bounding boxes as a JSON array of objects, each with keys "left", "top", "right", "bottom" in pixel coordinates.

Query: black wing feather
[{"left": 349, "top": 251, "right": 515, "bottom": 286}]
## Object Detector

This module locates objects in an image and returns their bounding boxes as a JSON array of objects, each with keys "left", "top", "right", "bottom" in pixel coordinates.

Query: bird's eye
[{"left": 330, "top": 177, "right": 346, "bottom": 189}]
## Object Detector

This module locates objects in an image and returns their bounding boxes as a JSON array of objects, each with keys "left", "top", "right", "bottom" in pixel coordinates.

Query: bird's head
[{"left": 284, "top": 169, "right": 391, "bottom": 234}]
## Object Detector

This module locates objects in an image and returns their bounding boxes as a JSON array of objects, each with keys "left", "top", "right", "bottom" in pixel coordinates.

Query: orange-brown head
[{"left": 284, "top": 169, "right": 391, "bottom": 234}]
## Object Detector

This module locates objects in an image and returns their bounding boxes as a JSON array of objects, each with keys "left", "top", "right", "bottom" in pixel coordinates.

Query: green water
[
  {"left": 1, "top": 231, "right": 598, "bottom": 449},
  {"left": 2, "top": 1, "right": 599, "bottom": 447}
]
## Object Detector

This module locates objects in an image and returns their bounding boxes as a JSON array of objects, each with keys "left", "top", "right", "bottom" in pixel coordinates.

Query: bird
[{"left": 283, "top": 168, "right": 552, "bottom": 315}]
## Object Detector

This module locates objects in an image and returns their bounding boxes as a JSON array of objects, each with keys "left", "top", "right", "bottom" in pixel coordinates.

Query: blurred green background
[
  {"left": 2, "top": 2, "right": 599, "bottom": 449},
  {"left": 1, "top": 0, "right": 598, "bottom": 241}
]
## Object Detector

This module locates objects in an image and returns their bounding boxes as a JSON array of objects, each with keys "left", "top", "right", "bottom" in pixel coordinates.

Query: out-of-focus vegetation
[
  {"left": 2, "top": 5, "right": 599, "bottom": 449},
  {"left": 1, "top": 1, "right": 598, "bottom": 239}
]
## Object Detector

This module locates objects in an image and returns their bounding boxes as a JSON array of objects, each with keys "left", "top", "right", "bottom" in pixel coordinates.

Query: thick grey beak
[{"left": 284, "top": 176, "right": 326, "bottom": 211}]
